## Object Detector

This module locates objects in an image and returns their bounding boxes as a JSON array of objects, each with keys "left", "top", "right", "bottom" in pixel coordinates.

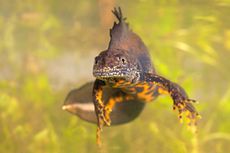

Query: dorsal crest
[{"left": 108, "top": 7, "right": 131, "bottom": 50}]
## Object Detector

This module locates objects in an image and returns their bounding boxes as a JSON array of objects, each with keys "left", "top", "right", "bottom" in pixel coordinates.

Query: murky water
[{"left": 0, "top": 0, "right": 230, "bottom": 153}]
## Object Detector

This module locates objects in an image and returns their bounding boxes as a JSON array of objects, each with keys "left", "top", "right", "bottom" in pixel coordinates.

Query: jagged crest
[
  {"left": 112, "top": 7, "right": 127, "bottom": 23},
  {"left": 108, "top": 7, "right": 131, "bottom": 50}
]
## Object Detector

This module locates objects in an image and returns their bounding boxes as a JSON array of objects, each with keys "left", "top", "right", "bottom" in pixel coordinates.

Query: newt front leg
[
  {"left": 144, "top": 73, "right": 200, "bottom": 126},
  {"left": 93, "top": 79, "right": 111, "bottom": 146}
]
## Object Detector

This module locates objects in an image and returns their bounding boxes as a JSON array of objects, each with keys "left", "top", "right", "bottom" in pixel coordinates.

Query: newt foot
[{"left": 172, "top": 97, "right": 200, "bottom": 127}]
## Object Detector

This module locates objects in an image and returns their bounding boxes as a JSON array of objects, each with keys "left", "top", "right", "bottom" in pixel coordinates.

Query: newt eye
[
  {"left": 116, "top": 55, "right": 127, "bottom": 65},
  {"left": 121, "top": 58, "right": 126, "bottom": 64},
  {"left": 94, "top": 58, "right": 98, "bottom": 65}
]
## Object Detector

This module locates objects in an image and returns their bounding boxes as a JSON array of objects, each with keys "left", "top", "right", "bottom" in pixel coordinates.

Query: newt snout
[{"left": 93, "top": 49, "right": 140, "bottom": 82}]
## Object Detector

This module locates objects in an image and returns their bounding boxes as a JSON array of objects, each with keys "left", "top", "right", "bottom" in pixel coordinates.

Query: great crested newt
[{"left": 92, "top": 7, "right": 200, "bottom": 145}]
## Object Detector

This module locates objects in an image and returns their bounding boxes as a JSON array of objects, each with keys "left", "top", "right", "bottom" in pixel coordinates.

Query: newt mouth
[
  {"left": 93, "top": 67, "right": 140, "bottom": 83},
  {"left": 93, "top": 70, "right": 129, "bottom": 79}
]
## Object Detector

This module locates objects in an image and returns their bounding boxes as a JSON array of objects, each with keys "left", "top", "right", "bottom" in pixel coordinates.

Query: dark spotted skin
[{"left": 93, "top": 7, "right": 200, "bottom": 146}]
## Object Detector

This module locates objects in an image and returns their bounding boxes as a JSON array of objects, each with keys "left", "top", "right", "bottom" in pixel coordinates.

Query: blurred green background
[{"left": 0, "top": 0, "right": 230, "bottom": 153}]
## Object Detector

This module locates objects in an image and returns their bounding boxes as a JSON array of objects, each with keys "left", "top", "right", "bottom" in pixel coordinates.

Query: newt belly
[{"left": 111, "top": 79, "right": 160, "bottom": 102}]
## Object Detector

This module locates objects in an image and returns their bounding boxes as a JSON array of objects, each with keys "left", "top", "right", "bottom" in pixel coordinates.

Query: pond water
[{"left": 0, "top": 0, "right": 230, "bottom": 153}]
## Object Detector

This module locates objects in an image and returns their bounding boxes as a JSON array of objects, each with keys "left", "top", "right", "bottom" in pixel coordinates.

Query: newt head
[
  {"left": 93, "top": 48, "right": 141, "bottom": 83},
  {"left": 93, "top": 7, "right": 154, "bottom": 84},
  {"left": 93, "top": 7, "right": 141, "bottom": 83}
]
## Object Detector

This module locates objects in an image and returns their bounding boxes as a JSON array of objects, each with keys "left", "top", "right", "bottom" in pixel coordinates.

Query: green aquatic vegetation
[{"left": 0, "top": 0, "right": 230, "bottom": 153}]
